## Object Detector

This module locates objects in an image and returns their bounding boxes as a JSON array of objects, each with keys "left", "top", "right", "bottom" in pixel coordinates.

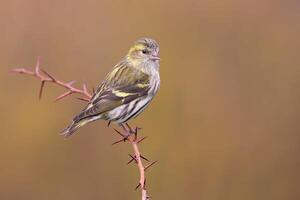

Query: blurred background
[{"left": 1, "top": 0, "right": 300, "bottom": 199}]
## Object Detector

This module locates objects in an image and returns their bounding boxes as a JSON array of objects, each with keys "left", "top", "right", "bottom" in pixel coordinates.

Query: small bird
[{"left": 61, "top": 38, "right": 160, "bottom": 137}]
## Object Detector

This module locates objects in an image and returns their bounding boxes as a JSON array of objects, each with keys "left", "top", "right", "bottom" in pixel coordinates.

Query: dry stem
[
  {"left": 10, "top": 58, "right": 91, "bottom": 101},
  {"left": 114, "top": 124, "right": 158, "bottom": 200}
]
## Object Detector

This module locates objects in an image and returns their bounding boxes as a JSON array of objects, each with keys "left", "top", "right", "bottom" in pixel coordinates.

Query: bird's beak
[{"left": 150, "top": 55, "right": 160, "bottom": 61}]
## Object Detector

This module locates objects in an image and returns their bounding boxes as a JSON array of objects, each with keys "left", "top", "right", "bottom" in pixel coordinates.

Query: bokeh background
[{"left": 1, "top": 0, "right": 300, "bottom": 199}]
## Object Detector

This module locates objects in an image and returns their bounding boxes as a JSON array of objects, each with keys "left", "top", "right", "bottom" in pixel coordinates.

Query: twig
[
  {"left": 11, "top": 59, "right": 156, "bottom": 200},
  {"left": 114, "top": 124, "right": 157, "bottom": 200},
  {"left": 10, "top": 58, "right": 92, "bottom": 101}
]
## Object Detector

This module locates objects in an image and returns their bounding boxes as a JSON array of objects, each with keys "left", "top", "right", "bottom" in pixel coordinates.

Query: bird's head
[{"left": 127, "top": 38, "right": 160, "bottom": 64}]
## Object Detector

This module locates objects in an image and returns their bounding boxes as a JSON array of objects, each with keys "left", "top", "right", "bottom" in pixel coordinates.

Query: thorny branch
[
  {"left": 113, "top": 124, "right": 158, "bottom": 200},
  {"left": 10, "top": 58, "right": 91, "bottom": 101},
  {"left": 11, "top": 59, "right": 157, "bottom": 200}
]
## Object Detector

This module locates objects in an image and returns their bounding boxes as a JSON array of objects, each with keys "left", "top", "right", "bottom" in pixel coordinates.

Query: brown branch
[
  {"left": 10, "top": 58, "right": 92, "bottom": 101},
  {"left": 11, "top": 59, "right": 156, "bottom": 200},
  {"left": 114, "top": 124, "right": 157, "bottom": 200}
]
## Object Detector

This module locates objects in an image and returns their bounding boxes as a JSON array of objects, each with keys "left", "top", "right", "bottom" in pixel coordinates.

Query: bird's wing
[
  {"left": 73, "top": 84, "right": 150, "bottom": 122},
  {"left": 73, "top": 61, "right": 150, "bottom": 122}
]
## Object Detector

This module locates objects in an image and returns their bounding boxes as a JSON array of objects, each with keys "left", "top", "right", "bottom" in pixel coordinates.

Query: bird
[{"left": 61, "top": 38, "right": 160, "bottom": 138}]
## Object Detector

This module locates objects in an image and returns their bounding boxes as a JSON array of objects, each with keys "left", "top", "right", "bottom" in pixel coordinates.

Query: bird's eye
[{"left": 142, "top": 49, "right": 148, "bottom": 54}]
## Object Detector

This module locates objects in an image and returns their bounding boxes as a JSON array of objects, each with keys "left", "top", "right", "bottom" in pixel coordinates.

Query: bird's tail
[
  {"left": 61, "top": 116, "right": 99, "bottom": 138},
  {"left": 61, "top": 120, "right": 85, "bottom": 138}
]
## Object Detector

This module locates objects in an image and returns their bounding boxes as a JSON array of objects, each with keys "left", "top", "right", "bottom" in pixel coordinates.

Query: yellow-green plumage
[{"left": 61, "top": 38, "right": 160, "bottom": 137}]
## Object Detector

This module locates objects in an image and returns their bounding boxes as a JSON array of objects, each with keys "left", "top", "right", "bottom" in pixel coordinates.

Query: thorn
[
  {"left": 9, "top": 68, "right": 25, "bottom": 73},
  {"left": 135, "top": 178, "right": 146, "bottom": 190},
  {"left": 113, "top": 128, "right": 125, "bottom": 137},
  {"left": 125, "top": 123, "right": 134, "bottom": 133},
  {"left": 143, "top": 178, "right": 147, "bottom": 189},
  {"left": 145, "top": 160, "right": 158, "bottom": 171},
  {"left": 39, "top": 81, "right": 45, "bottom": 100},
  {"left": 35, "top": 58, "right": 40, "bottom": 74},
  {"left": 9, "top": 68, "right": 18, "bottom": 73},
  {"left": 40, "top": 69, "right": 55, "bottom": 81},
  {"left": 140, "top": 155, "right": 150, "bottom": 162},
  {"left": 76, "top": 97, "right": 90, "bottom": 102},
  {"left": 83, "top": 83, "right": 88, "bottom": 92},
  {"left": 111, "top": 138, "right": 125, "bottom": 145},
  {"left": 112, "top": 128, "right": 130, "bottom": 145},
  {"left": 137, "top": 136, "right": 147, "bottom": 144},
  {"left": 131, "top": 127, "right": 138, "bottom": 141},
  {"left": 107, "top": 121, "right": 111, "bottom": 127},
  {"left": 120, "top": 123, "right": 129, "bottom": 133},
  {"left": 55, "top": 91, "right": 72, "bottom": 101},
  {"left": 127, "top": 158, "right": 135, "bottom": 164},
  {"left": 112, "top": 128, "right": 130, "bottom": 142},
  {"left": 127, "top": 154, "right": 137, "bottom": 164},
  {"left": 135, "top": 183, "right": 141, "bottom": 190}
]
